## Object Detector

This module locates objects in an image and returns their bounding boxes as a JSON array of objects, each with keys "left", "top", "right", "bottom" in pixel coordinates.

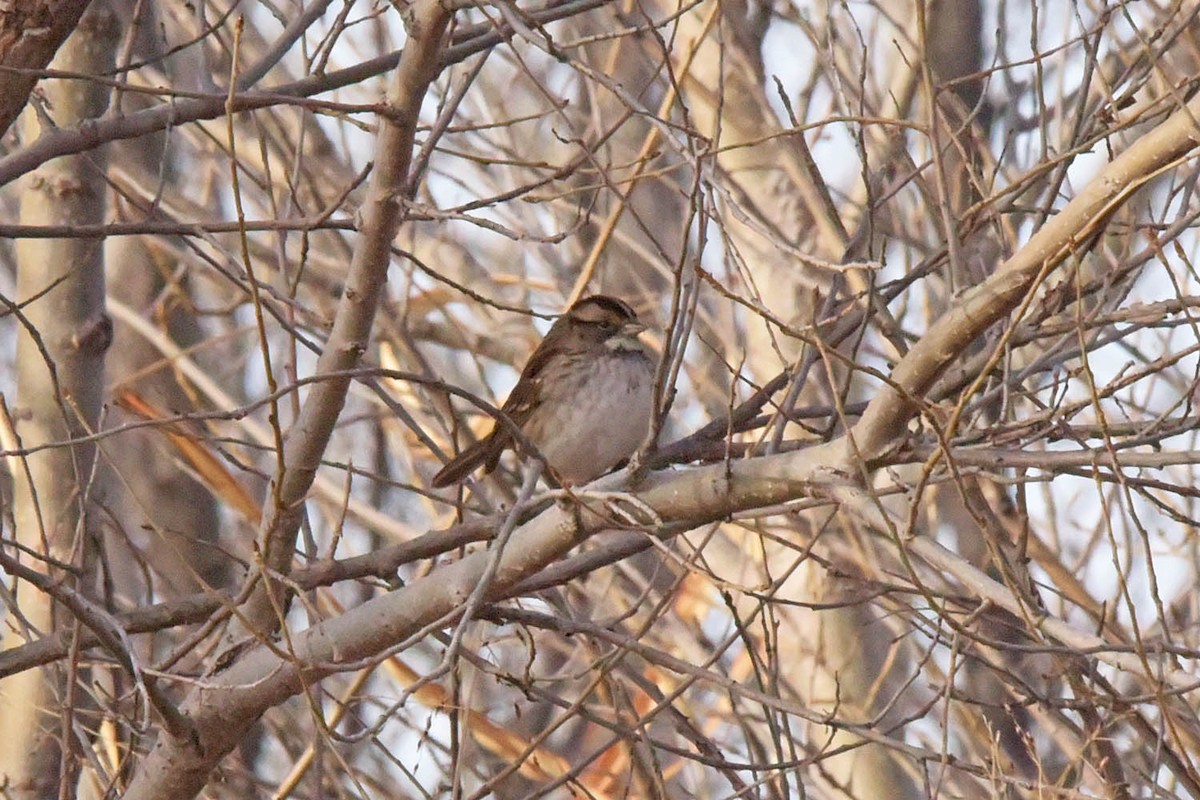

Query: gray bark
[{"left": 0, "top": 2, "right": 116, "bottom": 796}]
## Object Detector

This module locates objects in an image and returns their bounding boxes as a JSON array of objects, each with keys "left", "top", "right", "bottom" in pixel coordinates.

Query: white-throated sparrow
[{"left": 431, "top": 295, "right": 655, "bottom": 488}]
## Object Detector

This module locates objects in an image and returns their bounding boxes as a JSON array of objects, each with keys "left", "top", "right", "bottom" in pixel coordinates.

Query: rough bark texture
[
  {"left": 0, "top": 1, "right": 114, "bottom": 796},
  {"left": 0, "top": 0, "right": 94, "bottom": 137}
]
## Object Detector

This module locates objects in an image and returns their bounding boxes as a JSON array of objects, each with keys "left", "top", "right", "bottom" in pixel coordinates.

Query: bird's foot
[{"left": 541, "top": 489, "right": 661, "bottom": 527}]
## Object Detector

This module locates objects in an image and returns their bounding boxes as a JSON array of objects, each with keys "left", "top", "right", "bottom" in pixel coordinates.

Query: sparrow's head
[{"left": 557, "top": 295, "right": 647, "bottom": 353}]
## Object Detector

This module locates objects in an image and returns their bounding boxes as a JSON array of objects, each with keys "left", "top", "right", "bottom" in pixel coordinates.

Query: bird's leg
[{"left": 538, "top": 487, "right": 661, "bottom": 528}]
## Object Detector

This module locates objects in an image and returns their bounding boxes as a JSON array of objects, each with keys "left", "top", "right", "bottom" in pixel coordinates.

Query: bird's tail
[{"left": 430, "top": 434, "right": 501, "bottom": 487}]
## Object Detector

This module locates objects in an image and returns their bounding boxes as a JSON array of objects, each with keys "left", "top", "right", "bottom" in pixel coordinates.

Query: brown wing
[
  {"left": 429, "top": 433, "right": 500, "bottom": 487},
  {"left": 431, "top": 327, "right": 563, "bottom": 487}
]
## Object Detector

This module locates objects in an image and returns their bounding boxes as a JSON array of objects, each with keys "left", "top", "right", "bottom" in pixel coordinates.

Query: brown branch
[
  {"left": 0, "top": 0, "right": 609, "bottom": 188},
  {"left": 0, "top": 0, "right": 93, "bottom": 136},
  {"left": 0, "top": 517, "right": 495, "bottom": 678},
  {"left": 118, "top": 2, "right": 453, "bottom": 797},
  {"left": 851, "top": 89, "right": 1200, "bottom": 461}
]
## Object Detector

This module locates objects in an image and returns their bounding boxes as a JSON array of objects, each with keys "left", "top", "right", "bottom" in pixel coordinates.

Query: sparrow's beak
[
  {"left": 620, "top": 320, "right": 647, "bottom": 338},
  {"left": 608, "top": 319, "right": 648, "bottom": 353}
]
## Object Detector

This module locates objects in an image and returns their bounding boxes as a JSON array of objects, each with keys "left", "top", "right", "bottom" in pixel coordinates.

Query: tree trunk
[{"left": 0, "top": 3, "right": 115, "bottom": 796}]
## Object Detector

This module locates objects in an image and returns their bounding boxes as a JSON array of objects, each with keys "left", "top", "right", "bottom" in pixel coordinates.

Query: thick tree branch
[
  {"left": 119, "top": 2, "right": 453, "bottom": 796},
  {"left": 104, "top": 432, "right": 1200, "bottom": 799},
  {"left": 851, "top": 90, "right": 1200, "bottom": 460}
]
